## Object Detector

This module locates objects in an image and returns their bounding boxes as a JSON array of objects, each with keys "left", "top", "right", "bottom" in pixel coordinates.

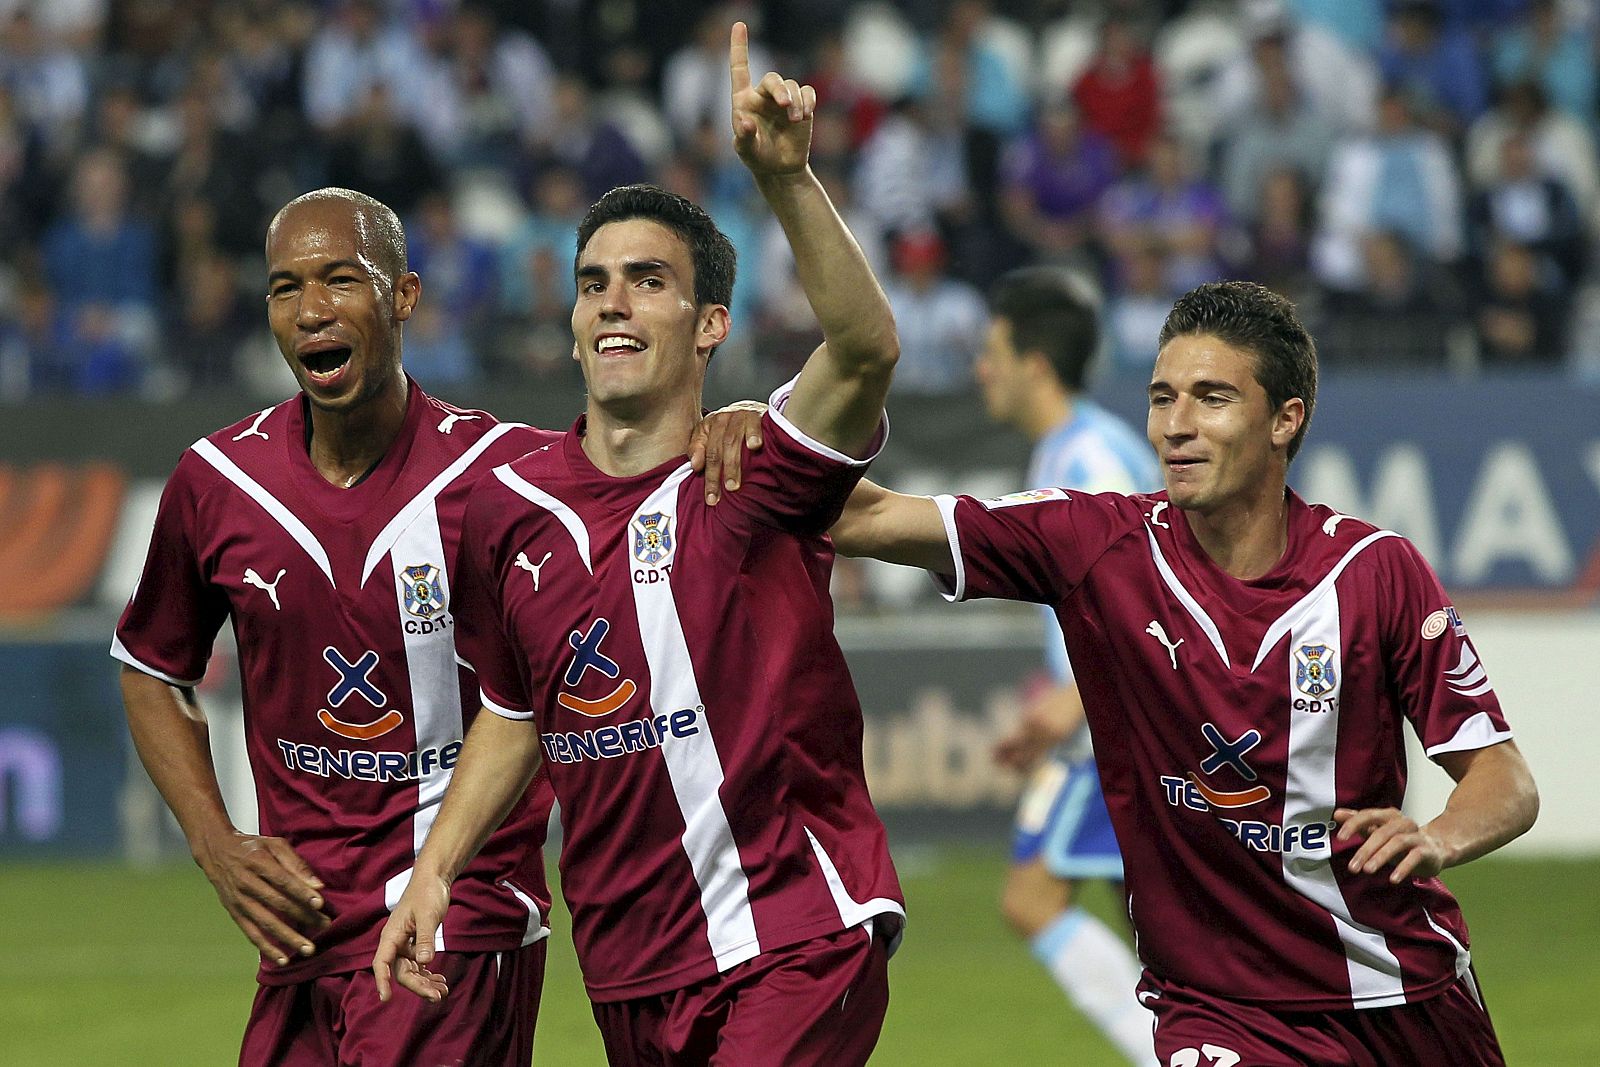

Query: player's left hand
[
  {"left": 689, "top": 402, "right": 765, "bottom": 505},
  {"left": 729, "top": 21, "right": 814, "bottom": 178},
  {"left": 1333, "top": 806, "right": 1451, "bottom": 883},
  {"left": 372, "top": 871, "right": 452, "bottom": 1003}
]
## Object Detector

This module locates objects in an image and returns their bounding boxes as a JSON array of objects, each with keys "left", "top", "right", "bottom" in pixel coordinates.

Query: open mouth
[
  {"left": 301, "top": 347, "right": 352, "bottom": 380},
  {"left": 596, "top": 336, "right": 646, "bottom": 356}
]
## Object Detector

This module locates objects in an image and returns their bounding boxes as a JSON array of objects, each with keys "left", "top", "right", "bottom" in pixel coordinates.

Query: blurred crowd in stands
[{"left": 2, "top": 0, "right": 1599, "bottom": 399}]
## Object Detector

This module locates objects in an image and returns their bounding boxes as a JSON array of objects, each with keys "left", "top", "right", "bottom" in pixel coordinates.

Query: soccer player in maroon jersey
[
  {"left": 114, "top": 187, "right": 761, "bottom": 1066},
  {"left": 374, "top": 22, "right": 905, "bottom": 1065},
  {"left": 830, "top": 281, "right": 1539, "bottom": 1066}
]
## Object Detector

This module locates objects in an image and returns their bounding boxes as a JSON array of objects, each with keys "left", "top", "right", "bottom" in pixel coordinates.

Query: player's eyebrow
[
  {"left": 576, "top": 259, "right": 676, "bottom": 281},
  {"left": 1148, "top": 378, "right": 1245, "bottom": 398},
  {"left": 268, "top": 259, "right": 368, "bottom": 286}
]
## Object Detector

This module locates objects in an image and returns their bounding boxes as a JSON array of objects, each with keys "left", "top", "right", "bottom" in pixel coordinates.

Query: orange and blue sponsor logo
[
  {"left": 317, "top": 646, "right": 406, "bottom": 740},
  {"left": 558, "top": 618, "right": 638, "bottom": 717}
]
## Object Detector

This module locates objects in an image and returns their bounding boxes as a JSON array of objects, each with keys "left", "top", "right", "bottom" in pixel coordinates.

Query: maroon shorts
[
  {"left": 239, "top": 940, "right": 546, "bottom": 1067},
  {"left": 591, "top": 923, "right": 891, "bottom": 1067},
  {"left": 1146, "top": 968, "right": 1504, "bottom": 1067}
]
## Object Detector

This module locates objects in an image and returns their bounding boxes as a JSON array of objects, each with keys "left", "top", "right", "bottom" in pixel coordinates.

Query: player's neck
[
  {"left": 581, "top": 392, "right": 702, "bottom": 477},
  {"left": 1185, "top": 484, "right": 1290, "bottom": 580},
  {"left": 305, "top": 374, "right": 409, "bottom": 489},
  {"left": 1021, "top": 388, "right": 1073, "bottom": 444}
]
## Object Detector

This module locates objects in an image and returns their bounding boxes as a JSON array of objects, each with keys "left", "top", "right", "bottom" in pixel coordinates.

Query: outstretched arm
[
  {"left": 1334, "top": 740, "right": 1538, "bottom": 883},
  {"left": 729, "top": 21, "right": 897, "bottom": 458},
  {"left": 121, "top": 665, "right": 329, "bottom": 964},
  {"left": 372, "top": 710, "right": 544, "bottom": 1002},
  {"left": 830, "top": 478, "right": 953, "bottom": 573}
]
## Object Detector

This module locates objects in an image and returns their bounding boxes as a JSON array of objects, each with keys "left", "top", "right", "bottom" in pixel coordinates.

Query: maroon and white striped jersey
[
  {"left": 934, "top": 487, "right": 1511, "bottom": 1010},
  {"left": 454, "top": 392, "right": 905, "bottom": 1003},
  {"left": 113, "top": 380, "right": 557, "bottom": 985}
]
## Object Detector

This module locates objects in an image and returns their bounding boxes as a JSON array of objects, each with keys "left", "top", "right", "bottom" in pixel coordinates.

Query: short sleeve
[
  {"left": 1378, "top": 539, "right": 1513, "bottom": 759},
  {"left": 931, "top": 489, "right": 1136, "bottom": 606},
  {"left": 111, "top": 455, "right": 229, "bottom": 685},
  {"left": 454, "top": 487, "right": 536, "bottom": 721},
  {"left": 717, "top": 377, "right": 887, "bottom": 536}
]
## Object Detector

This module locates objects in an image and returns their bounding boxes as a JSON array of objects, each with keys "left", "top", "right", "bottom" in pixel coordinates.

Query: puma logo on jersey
[
  {"left": 437, "top": 412, "right": 480, "bottom": 434},
  {"left": 1322, "top": 513, "right": 1352, "bottom": 536},
  {"left": 1148, "top": 501, "right": 1170, "bottom": 529},
  {"left": 514, "top": 550, "right": 553, "bottom": 590},
  {"left": 1146, "top": 620, "right": 1184, "bottom": 668},
  {"left": 232, "top": 409, "right": 272, "bottom": 443},
  {"left": 243, "top": 567, "right": 286, "bottom": 610}
]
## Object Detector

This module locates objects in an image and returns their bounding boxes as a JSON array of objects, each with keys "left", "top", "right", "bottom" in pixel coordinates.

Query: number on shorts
[{"left": 1170, "top": 1045, "right": 1241, "bottom": 1067}]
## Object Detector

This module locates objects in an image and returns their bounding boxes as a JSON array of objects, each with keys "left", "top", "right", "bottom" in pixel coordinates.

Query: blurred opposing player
[
  {"left": 375, "top": 24, "right": 904, "bottom": 1065},
  {"left": 833, "top": 281, "right": 1537, "bottom": 1066},
  {"left": 978, "top": 267, "right": 1159, "bottom": 1065},
  {"left": 113, "top": 187, "right": 760, "bottom": 1065}
]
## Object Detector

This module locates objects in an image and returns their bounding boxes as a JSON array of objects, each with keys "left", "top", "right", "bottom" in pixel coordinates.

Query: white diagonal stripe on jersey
[
  {"left": 1281, "top": 584, "right": 1407, "bottom": 1007},
  {"left": 502, "top": 880, "right": 552, "bottom": 947},
  {"left": 360, "top": 423, "right": 530, "bottom": 586},
  {"left": 1251, "top": 531, "right": 1399, "bottom": 672},
  {"left": 385, "top": 500, "right": 461, "bottom": 950},
  {"left": 1144, "top": 527, "right": 1230, "bottom": 667},
  {"left": 191, "top": 439, "right": 335, "bottom": 584},
  {"left": 630, "top": 464, "right": 759, "bottom": 972},
  {"left": 493, "top": 465, "right": 593, "bottom": 574},
  {"left": 804, "top": 827, "right": 907, "bottom": 954},
  {"left": 1422, "top": 907, "right": 1472, "bottom": 979}
]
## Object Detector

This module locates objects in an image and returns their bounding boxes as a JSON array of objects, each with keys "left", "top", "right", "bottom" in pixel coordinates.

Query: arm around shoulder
[{"left": 830, "top": 478, "right": 953, "bottom": 573}]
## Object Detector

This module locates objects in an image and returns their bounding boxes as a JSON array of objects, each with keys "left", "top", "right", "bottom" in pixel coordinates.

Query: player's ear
[
  {"left": 1272, "top": 397, "right": 1305, "bottom": 452},
  {"left": 394, "top": 272, "right": 421, "bottom": 322},
  {"left": 697, "top": 304, "right": 730, "bottom": 358}
]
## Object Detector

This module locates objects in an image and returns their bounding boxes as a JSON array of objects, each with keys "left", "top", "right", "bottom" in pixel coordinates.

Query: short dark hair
[
  {"left": 268, "top": 187, "right": 407, "bottom": 286},
  {"left": 988, "top": 267, "right": 1099, "bottom": 391},
  {"left": 1158, "top": 281, "right": 1318, "bottom": 462},
  {"left": 575, "top": 184, "right": 736, "bottom": 309}
]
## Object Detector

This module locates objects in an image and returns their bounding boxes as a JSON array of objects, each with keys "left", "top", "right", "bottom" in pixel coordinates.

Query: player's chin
[
  {"left": 1164, "top": 483, "right": 1205, "bottom": 511},
  {"left": 300, "top": 366, "right": 364, "bottom": 408}
]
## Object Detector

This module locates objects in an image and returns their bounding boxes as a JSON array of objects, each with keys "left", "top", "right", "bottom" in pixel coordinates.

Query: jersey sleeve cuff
[
  {"left": 481, "top": 688, "right": 536, "bottom": 722},
  {"left": 929, "top": 494, "right": 966, "bottom": 602},
  {"left": 1424, "top": 711, "right": 1514, "bottom": 758},
  {"left": 110, "top": 635, "right": 204, "bottom": 687},
  {"left": 766, "top": 375, "right": 889, "bottom": 467}
]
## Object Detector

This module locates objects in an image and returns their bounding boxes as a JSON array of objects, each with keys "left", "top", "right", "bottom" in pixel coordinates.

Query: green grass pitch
[{"left": 4, "top": 848, "right": 1595, "bottom": 1064}]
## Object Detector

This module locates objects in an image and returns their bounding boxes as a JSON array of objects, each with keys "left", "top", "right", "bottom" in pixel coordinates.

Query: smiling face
[
  {"left": 571, "top": 217, "right": 728, "bottom": 412},
  {"left": 1147, "top": 333, "right": 1303, "bottom": 515},
  {"left": 265, "top": 200, "right": 417, "bottom": 414}
]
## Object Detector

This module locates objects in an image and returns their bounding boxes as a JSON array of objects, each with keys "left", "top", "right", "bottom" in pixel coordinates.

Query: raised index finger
[{"left": 730, "top": 20, "right": 750, "bottom": 93}]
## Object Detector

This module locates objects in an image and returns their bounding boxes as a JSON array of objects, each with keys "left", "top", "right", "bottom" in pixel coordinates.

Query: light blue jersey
[{"left": 1031, "top": 400, "right": 1160, "bottom": 753}]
